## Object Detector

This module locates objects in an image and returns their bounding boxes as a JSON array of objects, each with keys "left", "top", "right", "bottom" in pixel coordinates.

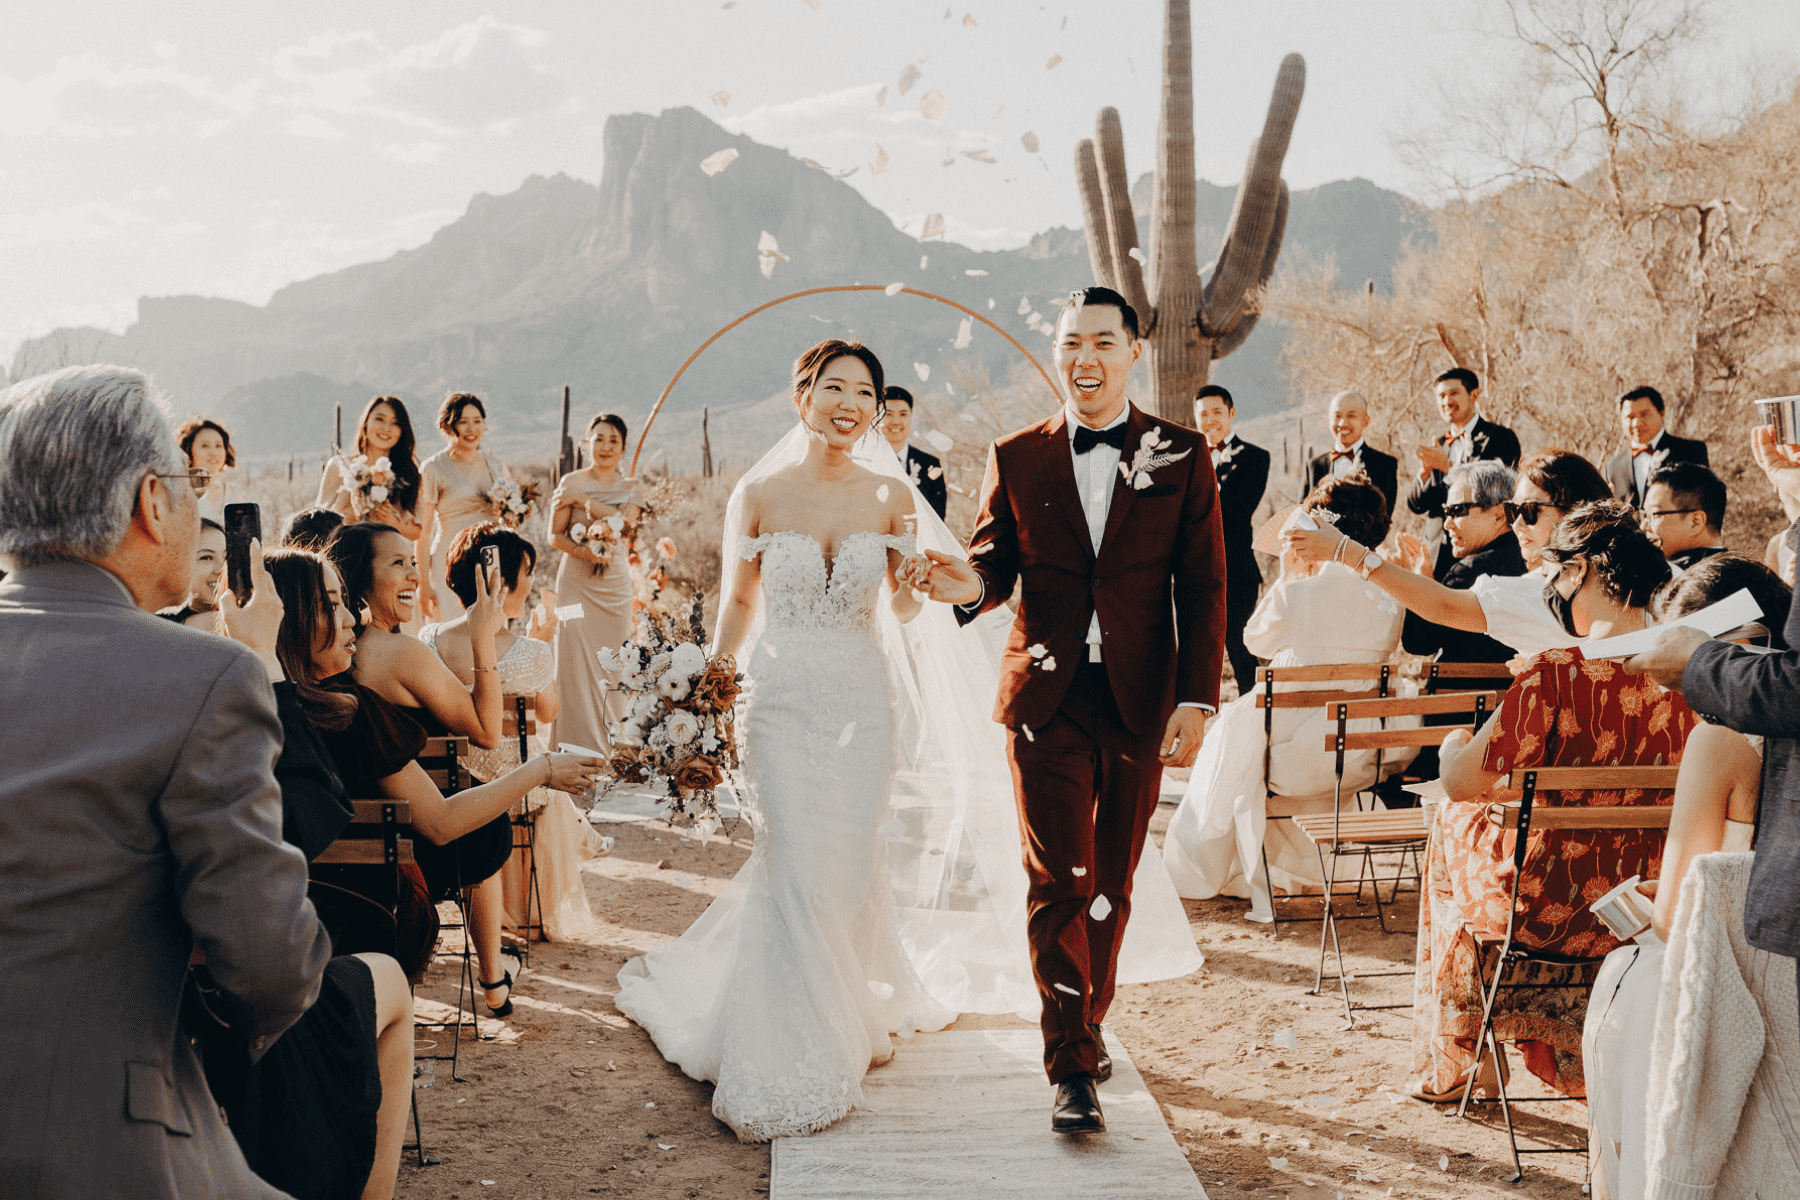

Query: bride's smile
[{"left": 800, "top": 359, "right": 879, "bottom": 450}]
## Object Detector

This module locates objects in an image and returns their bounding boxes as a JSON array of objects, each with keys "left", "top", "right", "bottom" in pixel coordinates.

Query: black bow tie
[{"left": 1072, "top": 423, "right": 1127, "bottom": 455}]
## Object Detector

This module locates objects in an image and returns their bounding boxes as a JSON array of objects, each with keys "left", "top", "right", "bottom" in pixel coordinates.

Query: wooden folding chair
[
  {"left": 1455, "top": 764, "right": 1678, "bottom": 1183},
  {"left": 1294, "top": 690, "right": 1503, "bottom": 1026},
  {"left": 507, "top": 696, "right": 545, "bottom": 967},
  {"left": 1423, "top": 661, "right": 1518, "bottom": 695},
  {"left": 408, "top": 737, "right": 484, "bottom": 1068},
  {"left": 1252, "top": 663, "right": 1393, "bottom": 934}
]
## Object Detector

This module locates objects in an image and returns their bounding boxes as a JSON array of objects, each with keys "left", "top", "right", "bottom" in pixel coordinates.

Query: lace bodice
[
  {"left": 417, "top": 625, "right": 554, "bottom": 696},
  {"left": 738, "top": 530, "right": 912, "bottom": 633}
]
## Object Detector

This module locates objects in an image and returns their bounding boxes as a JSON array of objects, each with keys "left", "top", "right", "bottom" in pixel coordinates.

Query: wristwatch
[{"left": 1359, "top": 549, "right": 1384, "bottom": 580}]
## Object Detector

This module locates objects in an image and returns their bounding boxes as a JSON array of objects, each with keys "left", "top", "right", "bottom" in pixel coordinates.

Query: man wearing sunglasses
[
  {"left": 1604, "top": 385, "right": 1709, "bottom": 509},
  {"left": 1642, "top": 461, "right": 1728, "bottom": 572}
]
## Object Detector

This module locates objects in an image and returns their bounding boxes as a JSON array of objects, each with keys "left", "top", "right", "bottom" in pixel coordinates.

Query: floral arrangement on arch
[
  {"left": 342, "top": 454, "right": 396, "bottom": 513},
  {"left": 486, "top": 477, "right": 540, "bottom": 528},
  {"left": 595, "top": 593, "right": 742, "bottom": 833}
]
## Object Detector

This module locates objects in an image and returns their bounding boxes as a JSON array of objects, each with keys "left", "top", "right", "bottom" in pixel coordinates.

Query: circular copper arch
[{"left": 628, "top": 284, "right": 1060, "bottom": 476}]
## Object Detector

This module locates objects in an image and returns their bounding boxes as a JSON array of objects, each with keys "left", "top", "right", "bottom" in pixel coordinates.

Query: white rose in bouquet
[
  {"left": 648, "top": 651, "right": 673, "bottom": 678},
  {"left": 369, "top": 485, "right": 389, "bottom": 504},
  {"left": 658, "top": 671, "right": 691, "bottom": 701},
  {"left": 373, "top": 456, "right": 391, "bottom": 473},
  {"left": 596, "top": 647, "right": 621, "bottom": 673},
  {"left": 670, "top": 642, "right": 706, "bottom": 678},
  {"left": 665, "top": 710, "right": 700, "bottom": 745}
]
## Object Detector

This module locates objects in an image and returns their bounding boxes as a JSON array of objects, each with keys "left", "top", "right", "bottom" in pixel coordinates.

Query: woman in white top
[
  {"left": 1582, "top": 555, "right": 1789, "bottom": 1200},
  {"left": 176, "top": 415, "right": 236, "bottom": 526},
  {"left": 421, "top": 524, "right": 608, "bottom": 946},
  {"left": 1285, "top": 449, "right": 1613, "bottom": 657},
  {"left": 1163, "top": 473, "right": 1416, "bottom": 919}
]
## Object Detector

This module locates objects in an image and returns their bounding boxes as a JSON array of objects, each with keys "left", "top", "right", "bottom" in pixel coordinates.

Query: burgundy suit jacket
[{"left": 957, "top": 404, "right": 1228, "bottom": 735}]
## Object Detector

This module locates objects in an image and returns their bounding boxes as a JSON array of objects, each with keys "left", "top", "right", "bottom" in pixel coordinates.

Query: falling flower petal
[
  {"left": 1021, "top": 725, "right": 1035, "bottom": 742},
  {"left": 919, "top": 213, "right": 945, "bottom": 241},
  {"left": 919, "top": 254, "right": 928, "bottom": 270},
  {"left": 963, "top": 12, "right": 978, "bottom": 25},
  {"left": 920, "top": 87, "right": 948, "bottom": 119},
  {"left": 875, "top": 85, "right": 887, "bottom": 106},
  {"left": 898, "top": 64, "right": 922, "bottom": 95},
  {"left": 1021, "top": 131, "right": 1040, "bottom": 153},
  {"left": 757, "top": 231, "right": 788, "bottom": 260},
  {"left": 1274, "top": 1028, "right": 1299, "bottom": 1051},
  {"left": 885, "top": 282, "right": 906, "bottom": 296},
  {"left": 927, "top": 466, "right": 944, "bottom": 479},
  {"left": 869, "top": 143, "right": 890, "bottom": 174},
  {"left": 914, "top": 363, "right": 931, "bottom": 382},
  {"left": 965, "top": 268, "right": 988, "bottom": 276},
  {"left": 988, "top": 298, "right": 995, "bottom": 308},
  {"left": 1071, "top": 866, "right": 1087, "bottom": 877},
  {"left": 759, "top": 256, "right": 775, "bottom": 280},
  {"left": 1089, "top": 893, "right": 1111, "bottom": 920},
  {"left": 924, "top": 428, "right": 953, "bottom": 451},
  {"left": 1017, "top": 295, "right": 1032, "bottom": 315},
  {"left": 1046, "top": 54, "right": 1063, "bottom": 69},
  {"left": 868, "top": 979, "right": 896, "bottom": 1001},
  {"left": 658, "top": 1144, "right": 675, "bottom": 1151},
  {"left": 645, "top": 1102, "right": 657, "bottom": 1108},
  {"left": 962, "top": 147, "right": 996, "bottom": 163},
  {"left": 1439, "top": 1156, "right": 1450, "bottom": 1172},
  {"left": 711, "top": 90, "right": 730, "bottom": 108},
  {"left": 876, "top": 483, "right": 890, "bottom": 502},
  {"left": 1028, "top": 643, "right": 1047, "bottom": 658},
  {"left": 800, "top": 157, "right": 827, "bottom": 172},
  {"left": 838, "top": 722, "right": 857, "bottom": 746},
  {"left": 1052, "top": 982, "right": 1081, "bottom": 996},
  {"left": 993, "top": 103, "right": 1004, "bottom": 118},
  {"left": 1128, "top": 246, "right": 1147, "bottom": 263},
  {"left": 700, "top": 148, "right": 739, "bottom": 176},
  {"left": 954, "top": 317, "right": 973, "bottom": 348},
  {"left": 765, "top": 643, "right": 778, "bottom": 657},
  {"left": 1040, "top": 656, "right": 1057, "bottom": 672},
  {"left": 834, "top": 166, "right": 859, "bottom": 179}
]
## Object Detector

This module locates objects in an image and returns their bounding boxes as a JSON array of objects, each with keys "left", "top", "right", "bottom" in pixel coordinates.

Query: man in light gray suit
[{"left": 0, "top": 365, "right": 332, "bottom": 1199}]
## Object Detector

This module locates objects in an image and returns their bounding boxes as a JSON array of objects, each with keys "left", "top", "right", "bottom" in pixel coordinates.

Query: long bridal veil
[{"left": 718, "top": 422, "right": 1203, "bottom": 1017}]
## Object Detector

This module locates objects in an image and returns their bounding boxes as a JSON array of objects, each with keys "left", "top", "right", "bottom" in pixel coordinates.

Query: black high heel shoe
[{"left": 480, "top": 970, "right": 514, "bottom": 1017}]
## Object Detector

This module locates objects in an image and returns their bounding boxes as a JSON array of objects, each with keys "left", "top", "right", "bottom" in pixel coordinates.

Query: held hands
[
  {"left": 1624, "top": 624, "right": 1709, "bottom": 692},
  {"left": 218, "top": 538, "right": 286, "bottom": 682},
  {"left": 919, "top": 549, "right": 984, "bottom": 606},
  {"left": 894, "top": 553, "right": 934, "bottom": 592},
  {"left": 1159, "top": 707, "right": 1207, "bottom": 768}
]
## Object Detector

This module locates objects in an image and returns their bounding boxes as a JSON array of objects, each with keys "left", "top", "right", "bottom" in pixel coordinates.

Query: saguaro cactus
[{"left": 1075, "top": 0, "right": 1304, "bottom": 424}]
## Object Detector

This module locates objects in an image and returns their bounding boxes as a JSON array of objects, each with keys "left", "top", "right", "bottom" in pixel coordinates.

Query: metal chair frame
[
  {"left": 408, "top": 737, "right": 482, "bottom": 1077},
  {"left": 1454, "top": 764, "right": 1679, "bottom": 1182},
  {"left": 508, "top": 696, "right": 545, "bottom": 967}
]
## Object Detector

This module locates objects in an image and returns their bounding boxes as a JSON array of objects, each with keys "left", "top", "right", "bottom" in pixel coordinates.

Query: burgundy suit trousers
[{"left": 1005, "top": 660, "right": 1164, "bottom": 1082}]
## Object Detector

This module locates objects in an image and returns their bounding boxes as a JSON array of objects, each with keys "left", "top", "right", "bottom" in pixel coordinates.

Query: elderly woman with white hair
[{"left": 1397, "top": 458, "right": 1527, "bottom": 664}]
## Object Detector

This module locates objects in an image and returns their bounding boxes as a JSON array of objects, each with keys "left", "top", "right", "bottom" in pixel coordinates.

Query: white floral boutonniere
[
  {"left": 1119, "top": 426, "right": 1193, "bottom": 490},
  {"left": 1217, "top": 439, "right": 1241, "bottom": 464}
]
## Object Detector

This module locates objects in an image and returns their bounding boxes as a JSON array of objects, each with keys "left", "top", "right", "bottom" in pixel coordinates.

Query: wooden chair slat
[
  {"left": 1329, "top": 691, "right": 1506, "bottom": 720},
  {"left": 1506, "top": 766, "right": 1681, "bottom": 790},
  {"left": 1259, "top": 664, "right": 1398, "bottom": 683},
  {"left": 1257, "top": 688, "right": 1384, "bottom": 709},
  {"left": 1484, "top": 803, "right": 1672, "bottom": 830},
  {"left": 1291, "top": 812, "right": 1428, "bottom": 845},
  {"left": 1326, "top": 727, "right": 1478, "bottom": 751},
  {"left": 346, "top": 800, "right": 412, "bottom": 823},
  {"left": 1431, "top": 662, "right": 1518, "bottom": 678},
  {"left": 312, "top": 839, "right": 416, "bottom": 866}
]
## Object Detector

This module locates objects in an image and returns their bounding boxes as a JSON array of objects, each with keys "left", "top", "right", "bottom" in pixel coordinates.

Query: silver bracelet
[{"left": 1333, "top": 534, "right": 1349, "bottom": 564}]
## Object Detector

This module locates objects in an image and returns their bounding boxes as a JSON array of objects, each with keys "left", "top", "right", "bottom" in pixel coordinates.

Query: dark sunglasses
[
  {"left": 1502, "top": 501, "right": 1560, "bottom": 525},
  {"left": 1442, "top": 501, "right": 1499, "bottom": 519}
]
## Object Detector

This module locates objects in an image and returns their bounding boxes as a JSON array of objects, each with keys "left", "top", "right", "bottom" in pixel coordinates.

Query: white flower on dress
[{"left": 1119, "top": 426, "right": 1194, "bottom": 490}]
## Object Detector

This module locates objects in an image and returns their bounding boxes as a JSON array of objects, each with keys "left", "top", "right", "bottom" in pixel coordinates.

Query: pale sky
[{"left": 5, "top": 0, "right": 1797, "bottom": 363}]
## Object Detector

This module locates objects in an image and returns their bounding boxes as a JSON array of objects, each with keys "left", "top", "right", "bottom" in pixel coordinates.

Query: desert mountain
[{"left": 13, "top": 106, "right": 1423, "bottom": 463}]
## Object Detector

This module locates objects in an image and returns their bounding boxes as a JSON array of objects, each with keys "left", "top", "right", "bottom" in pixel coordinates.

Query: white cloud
[
  {"left": 0, "top": 201, "right": 148, "bottom": 249},
  {"left": 285, "top": 113, "right": 345, "bottom": 140},
  {"left": 272, "top": 17, "right": 568, "bottom": 134},
  {"left": 0, "top": 54, "right": 255, "bottom": 138},
  {"left": 886, "top": 211, "right": 1036, "bottom": 252},
  {"left": 724, "top": 84, "right": 999, "bottom": 161}
]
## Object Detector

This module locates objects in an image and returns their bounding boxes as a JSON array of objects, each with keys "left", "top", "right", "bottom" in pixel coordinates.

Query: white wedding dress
[{"left": 615, "top": 529, "right": 956, "bottom": 1142}]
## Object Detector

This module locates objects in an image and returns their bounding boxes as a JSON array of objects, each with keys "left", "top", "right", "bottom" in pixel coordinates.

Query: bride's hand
[
  {"left": 894, "top": 553, "right": 933, "bottom": 591},
  {"left": 920, "top": 550, "right": 983, "bottom": 606}
]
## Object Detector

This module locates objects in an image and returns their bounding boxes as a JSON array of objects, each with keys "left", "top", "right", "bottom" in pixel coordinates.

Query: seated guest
[
  {"left": 422, "top": 523, "right": 608, "bottom": 942},
  {"left": 1583, "top": 554, "right": 1787, "bottom": 1199},
  {"left": 1305, "top": 390, "right": 1398, "bottom": 512},
  {"left": 282, "top": 504, "right": 346, "bottom": 551},
  {"left": 1642, "top": 461, "right": 1729, "bottom": 571},
  {"left": 1405, "top": 368, "right": 1522, "bottom": 580},
  {"left": 879, "top": 386, "right": 947, "bottom": 518},
  {"left": 1401, "top": 459, "right": 1526, "bottom": 665},
  {"left": 1285, "top": 449, "right": 1610, "bottom": 658},
  {"left": 159, "top": 516, "right": 225, "bottom": 631},
  {"left": 1604, "top": 385, "right": 1708, "bottom": 508},
  {"left": 1414, "top": 502, "right": 1691, "bottom": 1102},
  {"left": 1163, "top": 473, "right": 1417, "bottom": 919},
  {"left": 0, "top": 364, "right": 330, "bottom": 1197},
  {"left": 1196, "top": 384, "right": 1271, "bottom": 694},
  {"left": 194, "top": 544, "right": 416, "bottom": 1200},
  {"left": 327, "top": 521, "right": 518, "bottom": 1013}
]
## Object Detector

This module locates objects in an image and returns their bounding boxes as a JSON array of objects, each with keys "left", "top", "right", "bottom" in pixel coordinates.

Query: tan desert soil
[{"left": 400, "top": 801, "right": 1588, "bottom": 1199}]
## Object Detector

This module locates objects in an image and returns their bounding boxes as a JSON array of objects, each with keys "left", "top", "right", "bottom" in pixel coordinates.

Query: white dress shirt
[
  {"left": 1445, "top": 410, "right": 1483, "bottom": 466},
  {"left": 1328, "top": 438, "right": 1367, "bottom": 478},
  {"left": 1209, "top": 434, "right": 1239, "bottom": 470},
  {"left": 1632, "top": 429, "right": 1667, "bottom": 500}
]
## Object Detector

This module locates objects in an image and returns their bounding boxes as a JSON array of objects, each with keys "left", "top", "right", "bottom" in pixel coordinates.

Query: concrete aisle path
[{"left": 771, "top": 1028, "right": 1209, "bottom": 1199}]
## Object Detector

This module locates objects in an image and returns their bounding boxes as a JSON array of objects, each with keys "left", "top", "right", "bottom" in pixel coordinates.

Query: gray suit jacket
[
  {"left": 1682, "top": 578, "right": 1800, "bottom": 959},
  {"left": 0, "top": 559, "right": 331, "bottom": 1199}
]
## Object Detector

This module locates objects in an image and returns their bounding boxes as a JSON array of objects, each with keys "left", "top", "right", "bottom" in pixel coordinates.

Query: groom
[{"left": 927, "top": 287, "right": 1226, "bottom": 1133}]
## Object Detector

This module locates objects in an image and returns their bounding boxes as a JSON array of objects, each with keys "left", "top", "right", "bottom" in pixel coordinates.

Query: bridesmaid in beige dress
[
  {"left": 548, "top": 413, "right": 640, "bottom": 752},
  {"left": 318, "top": 396, "right": 428, "bottom": 634},
  {"left": 415, "top": 392, "right": 513, "bottom": 621}
]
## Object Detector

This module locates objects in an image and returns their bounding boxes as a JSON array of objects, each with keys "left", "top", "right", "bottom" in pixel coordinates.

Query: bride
[{"left": 615, "top": 339, "right": 1203, "bottom": 1142}]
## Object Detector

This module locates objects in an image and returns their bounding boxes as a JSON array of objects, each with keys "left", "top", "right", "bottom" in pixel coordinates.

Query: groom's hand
[
  {"left": 921, "top": 550, "right": 983, "bottom": 606},
  {"left": 1159, "top": 707, "right": 1207, "bottom": 768}
]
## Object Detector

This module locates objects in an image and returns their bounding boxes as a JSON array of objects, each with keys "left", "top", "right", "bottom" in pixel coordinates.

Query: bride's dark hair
[
  {"left": 792, "top": 340, "right": 886, "bottom": 416},
  {"left": 1303, "top": 472, "right": 1390, "bottom": 549}
]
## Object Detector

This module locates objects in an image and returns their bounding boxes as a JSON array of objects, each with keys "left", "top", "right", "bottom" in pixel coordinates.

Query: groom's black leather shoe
[
  {"left": 1052, "top": 1072, "right": 1106, "bottom": 1134},
  {"left": 1090, "top": 1024, "right": 1113, "bottom": 1083}
]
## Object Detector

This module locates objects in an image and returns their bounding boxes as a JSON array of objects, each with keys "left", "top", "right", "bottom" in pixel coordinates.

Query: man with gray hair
[
  {"left": 0, "top": 365, "right": 330, "bottom": 1199},
  {"left": 1400, "top": 459, "right": 1526, "bottom": 665}
]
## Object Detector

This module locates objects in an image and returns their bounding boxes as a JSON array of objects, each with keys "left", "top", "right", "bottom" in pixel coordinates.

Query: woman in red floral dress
[{"left": 1411, "top": 502, "right": 1695, "bottom": 1100}]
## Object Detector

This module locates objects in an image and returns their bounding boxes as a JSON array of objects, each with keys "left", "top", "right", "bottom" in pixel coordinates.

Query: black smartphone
[
  {"left": 223, "top": 503, "right": 261, "bottom": 606},
  {"left": 481, "top": 544, "right": 501, "bottom": 581}
]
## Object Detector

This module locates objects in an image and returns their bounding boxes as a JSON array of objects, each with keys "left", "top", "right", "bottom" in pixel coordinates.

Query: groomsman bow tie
[
  {"left": 1632, "top": 443, "right": 1655, "bottom": 456},
  {"left": 1330, "top": 448, "right": 1357, "bottom": 461},
  {"left": 1072, "top": 424, "right": 1128, "bottom": 454}
]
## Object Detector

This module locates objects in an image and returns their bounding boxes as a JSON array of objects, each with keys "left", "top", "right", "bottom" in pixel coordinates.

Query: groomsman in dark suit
[
  {"left": 1195, "top": 384, "right": 1269, "bottom": 694},
  {"left": 1305, "top": 390, "right": 1399, "bottom": 513},
  {"left": 1404, "top": 368, "right": 1522, "bottom": 580},
  {"left": 880, "top": 386, "right": 948, "bottom": 519},
  {"left": 1603, "top": 385, "right": 1709, "bottom": 508}
]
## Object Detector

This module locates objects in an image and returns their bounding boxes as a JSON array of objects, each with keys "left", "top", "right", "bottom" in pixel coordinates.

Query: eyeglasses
[
  {"left": 1641, "top": 507, "right": 1700, "bottom": 521},
  {"left": 1502, "top": 501, "right": 1561, "bottom": 525},
  {"left": 154, "top": 470, "right": 212, "bottom": 496},
  {"left": 1442, "top": 502, "right": 1498, "bottom": 519}
]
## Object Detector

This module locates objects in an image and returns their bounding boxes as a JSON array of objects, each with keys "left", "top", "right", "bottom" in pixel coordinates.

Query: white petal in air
[
  {"left": 927, "top": 466, "right": 944, "bottom": 479},
  {"left": 963, "top": 11, "right": 978, "bottom": 24},
  {"left": 1021, "top": 725, "right": 1036, "bottom": 742},
  {"left": 868, "top": 144, "right": 890, "bottom": 174},
  {"left": 913, "top": 362, "right": 932, "bottom": 383},
  {"left": 1046, "top": 53, "right": 1063, "bottom": 69},
  {"left": 1089, "top": 894, "right": 1112, "bottom": 920},
  {"left": 757, "top": 231, "right": 788, "bottom": 260},
  {"left": 876, "top": 483, "right": 890, "bottom": 502},
  {"left": 988, "top": 298, "right": 996, "bottom": 308},
  {"left": 1017, "top": 295, "right": 1032, "bottom": 315},
  {"left": 924, "top": 428, "right": 953, "bottom": 451},
  {"left": 954, "top": 317, "right": 973, "bottom": 348},
  {"left": 834, "top": 166, "right": 858, "bottom": 179},
  {"left": 710, "top": 90, "right": 730, "bottom": 108},
  {"left": 838, "top": 722, "right": 857, "bottom": 746},
  {"left": 1052, "top": 982, "right": 1081, "bottom": 997},
  {"left": 875, "top": 86, "right": 888, "bottom": 106},
  {"left": 1028, "top": 643, "right": 1047, "bottom": 658},
  {"left": 919, "top": 213, "right": 945, "bottom": 241},
  {"left": 1039, "top": 656, "right": 1056, "bottom": 672},
  {"left": 1273, "top": 1027, "right": 1298, "bottom": 1051},
  {"left": 1128, "top": 246, "right": 1147, "bottom": 263},
  {"left": 700, "top": 148, "right": 739, "bottom": 176},
  {"left": 1021, "top": 131, "right": 1040, "bottom": 153},
  {"left": 759, "top": 255, "right": 775, "bottom": 280},
  {"left": 919, "top": 254, "right": 929, "bottom": 270},
  {"left": 965, "top": 268, "right": 987, "bottom": 276},
  {"left": 799, "top": 0, "right": 819, "bottom": 8},
  {"left": 898, "top": 63, "right": 922, "bottom": 96},
  {"left": 961, "top": 148, "right": 995, "bottom": 163},
  {"left": 920, "top": 88, "right": 948, "bottom": 120},
  {"left": 885, "top": 282, "right": 906, "bottom": 296},
  {"left": 1071, "top": 866, "right": 1087, "bottom": 877},
  {"left": 867, "top": 979, "right": 896, "bottom": 1001},
  {"left": 1439, "top": 1155, "right": 1451, "bottom": 1172}
]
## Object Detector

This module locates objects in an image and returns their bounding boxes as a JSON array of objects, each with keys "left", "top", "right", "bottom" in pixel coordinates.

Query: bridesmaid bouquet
[
  {"left": 486, "top": 478, "right": 540, "bottom": 529},
  {"left": 594, "top": 594, "right": 742, "bottom": 833},
  {"left": 576, "top": 509, "right": 632, "bottom": 576},
  {"left": 343, "top": 454, "right": 395, "bottom": 511}
]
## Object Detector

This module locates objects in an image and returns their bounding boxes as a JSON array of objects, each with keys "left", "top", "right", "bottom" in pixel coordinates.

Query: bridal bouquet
[
  {"left": 343, "top": 454, "right": 395, "bottom": 512},
  {"left": 595, "top": 593, "right": 742, "bottom": 832},
  {"left": 486, "top": 478, "right": 540, "bottom": 528}
]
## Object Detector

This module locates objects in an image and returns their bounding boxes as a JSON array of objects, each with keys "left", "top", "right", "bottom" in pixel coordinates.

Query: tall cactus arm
[
  {"left": 1151, "top": 0, "right": 1199, "bottom": 319},
  {"left": 1209, "top": 177, "right": 1288, "bottom": 358},
  {"left": 1094, "top": 108, "right": 1153, "bottom": 331},
  {"left": 1201, "top": 53, "right": 1305, "bottom": 336},
  {"left": 1075, "top": 139, "right": 1119, "bottom": 290}
]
